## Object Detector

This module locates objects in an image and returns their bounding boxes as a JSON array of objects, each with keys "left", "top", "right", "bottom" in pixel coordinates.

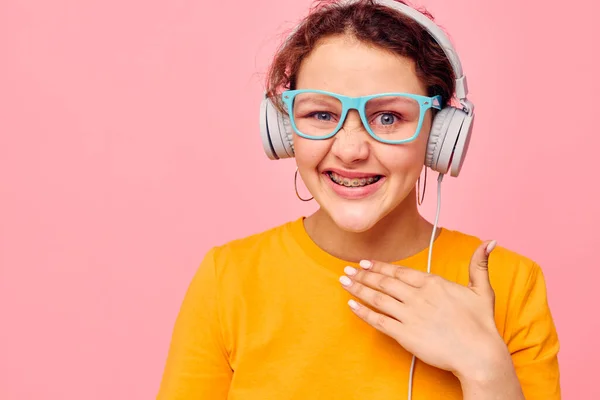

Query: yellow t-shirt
[{"left": 157, "top": 218, "right": 560, "bottom": 399}]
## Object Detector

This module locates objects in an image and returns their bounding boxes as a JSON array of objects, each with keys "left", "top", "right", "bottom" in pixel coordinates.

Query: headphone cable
[{"left": 407, "top": 172, "right": 444, "bottom": 400}]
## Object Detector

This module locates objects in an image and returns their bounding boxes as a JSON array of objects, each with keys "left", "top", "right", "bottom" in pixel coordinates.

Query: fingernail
[
  {"left": 359, "top": 260, "right": 372, "bottom": 269},
  {"left": 348, "top": 299, "right": 360, "bottom": 310},
  {"left": 344, "top": 266, "right": 357, "bottom": 276},
  {"left": 339, "top": 276, "right": 352, "bottom": 287},
  {"left": 485, "top": 240, "right": 497, "bottom": 256}
]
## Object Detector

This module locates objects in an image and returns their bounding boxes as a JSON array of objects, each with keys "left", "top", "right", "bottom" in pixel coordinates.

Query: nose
[{"left": 330, "top": 110, "right": 370, "bottom": 164}]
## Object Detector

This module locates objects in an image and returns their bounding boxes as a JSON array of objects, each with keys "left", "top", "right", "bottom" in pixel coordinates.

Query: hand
[{"left": 339, "top": 240, "right": 510, "bottom": 380}]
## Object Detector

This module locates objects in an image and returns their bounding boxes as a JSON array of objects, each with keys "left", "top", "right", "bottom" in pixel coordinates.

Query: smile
[{"left": 326, "top": 171, "right": 383, "bottom": 188}]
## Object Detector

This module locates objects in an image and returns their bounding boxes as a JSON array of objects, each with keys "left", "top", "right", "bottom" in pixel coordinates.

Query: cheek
[
  {"left": 381, "top": 144, "right": 425, "bottom": 174},
  {"left": 378, "top": 132, "right": 429, "bottom": 181},
  {"left": 389, "top": 121, "right": 430, "bottom": 164},
  {"left": 293, "top": 136, "right": 331, "bottom": 167},
  {"left": 398, "top": 119, "right": 432, "bottom": 168}
]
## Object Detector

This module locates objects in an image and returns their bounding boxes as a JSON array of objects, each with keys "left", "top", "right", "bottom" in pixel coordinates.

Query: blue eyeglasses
[{"left": 282, "top": 89, "right": 442, "bottom": 144}]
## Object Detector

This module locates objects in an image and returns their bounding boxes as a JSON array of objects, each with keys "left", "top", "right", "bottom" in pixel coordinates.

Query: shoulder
[
  {"left": 440, "top": 233, "right": 560, "bottom": 395},
  {"left": 441, "top": 228, "right": 542, "bottom": 280},
  {"left": 441, "top": 228, "right": 551, "bottom": 331},
  {"left": 212, "top": 218, "right": 297, "bottom": 258},
  {"left": 200, "top": 218, "right": 301, "bottom": 277},
  {"left": 438, "top": 228, "right": 546, "bottom": 309}
]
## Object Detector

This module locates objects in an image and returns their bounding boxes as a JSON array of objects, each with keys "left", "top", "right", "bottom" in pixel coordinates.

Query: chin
[
  {"left": 308, "top": 171, "right": 414, "bottom": 233},
  {"left": 309, "top": 173, "right": 400, "bottom": 233},
  {"left": 324, "top": 201, "right": 390, "bottom": 233},
  {"left": 332, "top": 216, "right": 379, "bottom": 233}
]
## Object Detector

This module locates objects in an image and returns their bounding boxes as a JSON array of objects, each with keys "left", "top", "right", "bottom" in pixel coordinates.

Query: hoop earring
[
  {"left": 417, "top": 166, "right": 427, "bottom": 206},
  {"left": 294, "top": 167, "right": 314, "bottom": 202}
]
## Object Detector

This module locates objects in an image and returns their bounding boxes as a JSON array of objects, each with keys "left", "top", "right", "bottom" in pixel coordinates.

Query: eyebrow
[
  {"left": 294, "top": 96, "right": 339, "bottom": 108},
  {"left": 367, "top": 96, "right": 415, "bottom": 106}
]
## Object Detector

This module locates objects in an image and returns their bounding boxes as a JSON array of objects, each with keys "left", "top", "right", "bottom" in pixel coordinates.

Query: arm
[
  {"left": 505, "top": 262, "right": 561, "bottom": 398},
  {"left": 457, "top": 343, "right": 526, "bottom": 400},
  {"left": 156, "top": 248, "right": 232, "bottom": 400},
  {"left": 459, "top": 261, "right": 560, "bottom": 399}
]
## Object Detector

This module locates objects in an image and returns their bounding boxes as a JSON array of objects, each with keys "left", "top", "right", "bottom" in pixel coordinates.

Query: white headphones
[{"left": 259, "top": 0, "right": 474, "bottom": 178}]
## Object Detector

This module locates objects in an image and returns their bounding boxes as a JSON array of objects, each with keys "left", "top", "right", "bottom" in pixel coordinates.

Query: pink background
[{"left": 1, "top": 0, "right": 598, "bottom": 398}]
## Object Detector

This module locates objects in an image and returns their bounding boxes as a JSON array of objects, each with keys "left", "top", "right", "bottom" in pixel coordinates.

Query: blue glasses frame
[{"left": 282, "top": 89, "right": 442, "bottom": 144}]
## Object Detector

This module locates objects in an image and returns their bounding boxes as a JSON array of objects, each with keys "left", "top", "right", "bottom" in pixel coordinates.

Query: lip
[
  {"left": 324, "top": 168, "right": 383, "bottom": 179},
  {"left": 322, "top": 172, "right": 386, "bottom": 200}
]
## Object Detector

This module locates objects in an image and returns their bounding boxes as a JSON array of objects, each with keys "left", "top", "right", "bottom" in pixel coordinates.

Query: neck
[{"left": 303, "top": 189, "right": 438, "bottom": 263}]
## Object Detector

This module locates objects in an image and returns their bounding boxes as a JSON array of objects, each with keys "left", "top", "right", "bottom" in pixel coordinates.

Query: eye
[
  {"left": 313, "top": 112, "right": 333, "bottom": 121},
  {"left": 376, "top": 113, "right": 397, "bottom": 125}
]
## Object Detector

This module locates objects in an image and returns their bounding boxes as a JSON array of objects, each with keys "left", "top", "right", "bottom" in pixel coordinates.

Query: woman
[{"left": 157, "top": 0, "right": 560, "bottom": 399}]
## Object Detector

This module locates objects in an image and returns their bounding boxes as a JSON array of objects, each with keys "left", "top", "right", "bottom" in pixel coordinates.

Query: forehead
[{"left": 295, "top": 34, "right": 427, "bottom": 97}]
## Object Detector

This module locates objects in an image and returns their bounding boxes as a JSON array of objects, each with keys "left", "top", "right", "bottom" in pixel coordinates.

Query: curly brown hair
[{"left": 265, "top": 0, "right": 455, "bottom": 115}]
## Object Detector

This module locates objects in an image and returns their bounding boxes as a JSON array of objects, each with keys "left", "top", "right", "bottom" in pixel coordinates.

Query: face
[{"left": 293, "top": 34, "right": 432, "bottom": 233}]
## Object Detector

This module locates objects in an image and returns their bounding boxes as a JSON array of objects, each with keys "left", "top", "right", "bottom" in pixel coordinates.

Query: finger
[
  {"left": 345, "top": 266, "right": 416, "bottom": 303},
  {"left": 347, "top": 298, "right": 404, "bottom": 339},
  {"left": 468, "top": 240, "right": 497, "bottom": 297},
  {"left": 359, "top": 259, "right": 427, "bottom": 288},
  {"left": 339, "top": 273, "right": 407, "bottom": 321}
]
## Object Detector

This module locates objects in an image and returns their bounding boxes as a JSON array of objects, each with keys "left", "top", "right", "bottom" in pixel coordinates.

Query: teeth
[{"left": 328, "top": 172, "right": 381, "bottom": 187}]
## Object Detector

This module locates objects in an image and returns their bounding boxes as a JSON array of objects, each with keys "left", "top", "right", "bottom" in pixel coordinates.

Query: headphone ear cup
[
  {"left": 449, "top": 110, "right": 474, "bottom": 177},
  {"left": 426, "top": 106, "right": 471, "bottom": 177},
  {"left": 259, "top": 97, "right": 295, "bottom": 160},
  {"left": 278, "top": 106, "right": 295, "bottom": 157},
  {"left": 259, "top": 97, "right": 277, "bottom": 160},
  {"left": 426, "top": 107, "right": 455, "bottom": 172}
]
